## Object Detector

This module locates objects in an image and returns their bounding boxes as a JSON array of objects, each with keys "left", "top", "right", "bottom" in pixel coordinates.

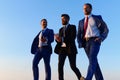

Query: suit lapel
[
  {"left": 42, "top": 28, "right": 49, "bottom": 37},
  {"left": 81, "top": 19, "right": 85, "bottom": 32},
  {"left": 92, "top": 15, "right": 102, "bottom": 28},
  {"left": 65, "top": 24, "right": 70, "bottom": 36}
]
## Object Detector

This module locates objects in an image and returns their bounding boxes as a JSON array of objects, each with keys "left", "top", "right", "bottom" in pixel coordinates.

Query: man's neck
[
  {"left": 63, "top": 23, "right": 69, "bottom": 27},
  {"left": 42, "top": 27, "right": 47, "bottom": 30},
  {"left": 85, "top": 13, "right": 92, "bottom": 18}
]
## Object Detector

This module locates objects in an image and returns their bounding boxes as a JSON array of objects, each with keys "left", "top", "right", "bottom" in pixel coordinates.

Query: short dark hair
[
  {"left": 41, "top": 18, "right": 47, "bottom": 22},
  {"left": 61, "top": 14, "right": 70, "bottom": 21},
  {"left": 84, "top": 3, "right": 92, "bottom": 9}
]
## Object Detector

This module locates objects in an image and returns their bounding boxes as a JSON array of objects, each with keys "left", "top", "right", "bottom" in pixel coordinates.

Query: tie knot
[
  {"left": 65, "top": 25, "right": 67, "bottom": 29},
  {"left": 41, "top": 29, "right": 45, "bottom": 32},
  {"left": 85, "top": 16, "right": 88, "bottom": 22},
  {"left": 86, "top": 16, "right": 88, "bottom": 19},
  {"left": 86, "top": 16, "right": 88, "bottom": 18}
]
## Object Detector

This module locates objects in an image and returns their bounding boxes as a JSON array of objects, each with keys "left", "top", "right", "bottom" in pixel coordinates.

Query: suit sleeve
[
  {"left": 47, "top": 29, "right": 54, "bottom": 44},
  {"left": 77, "top": 21, "right": 82, "bottom": 48},
  {"left": 31, "top": 34, "right": 39, "bottom": 54},
  {"left": 97, "top": 16, "right": 109, "bottom": 41},
  {"left": 64, "top": 25, "right": 76, "bottom": 45},
  {"left": 68, "top": 25, "right": 76, "bottom": 42}
]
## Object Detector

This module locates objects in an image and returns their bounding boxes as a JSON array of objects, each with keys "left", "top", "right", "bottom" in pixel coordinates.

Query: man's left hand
[{"left": 94, "top": 38, "right": 102, "bottom": 43}]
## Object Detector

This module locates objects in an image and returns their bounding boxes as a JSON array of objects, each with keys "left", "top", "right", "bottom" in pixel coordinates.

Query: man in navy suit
[
  {"left": 54, "top": 14, "right": 83, "bottom": 80},
  {"left": 31, "top": 19, "right": 54, "bottom": 80},
  {"left": 77, "top": 3, "right": 109, "bottom": 80}
]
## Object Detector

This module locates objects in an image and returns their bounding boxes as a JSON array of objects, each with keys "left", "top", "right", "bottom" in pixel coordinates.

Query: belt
[
  {"left": 84, "top": 37, "right": 98, "bottom": 41},
  {"left": 38, "top": 46, "right": 49, "bottom": 49}
]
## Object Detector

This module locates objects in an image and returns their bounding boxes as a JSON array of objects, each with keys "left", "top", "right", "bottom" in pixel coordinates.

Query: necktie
[
  {"left": 84, "top": 16, "right": 88, "bottom": 38},
  {"left": 63, "top": 26, "right": 66, "bottom": 37},
  {"left": 40, "top": 30, "right": 44, "bottom": 39}
]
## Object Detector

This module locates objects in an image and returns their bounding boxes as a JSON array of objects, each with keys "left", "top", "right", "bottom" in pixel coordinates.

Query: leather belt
[
  {"left": 38, "top": 46, "right": 49, "bottom": 49},
  {"left": 84, "top": 37, "right": 98, "bottom": 41}
]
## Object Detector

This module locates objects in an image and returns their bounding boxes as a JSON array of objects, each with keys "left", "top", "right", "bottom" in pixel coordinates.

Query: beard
[
  {"left": 85, "top": 11, "right": 91, "bottom": 15},
  {"left": 62, "top": 21, "right": 68, "bottom": 25},
  {"left": 84, "top": 9, "right": 91, "bottom": 15}
]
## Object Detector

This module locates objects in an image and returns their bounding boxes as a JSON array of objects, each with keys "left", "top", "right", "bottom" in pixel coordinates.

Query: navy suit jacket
[
  {"left": 31, "top": 28, "right": 54, "bottom": 54},
  {"left": 77, "top": 15, "right": 109, "bottom": 48}
]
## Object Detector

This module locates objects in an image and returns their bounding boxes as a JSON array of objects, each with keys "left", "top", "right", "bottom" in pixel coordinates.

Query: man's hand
[
  {"left": 41, "top": 36, "right": 47, "bottom": 42},
  {"left": 94, "top": 37, "right": 102, "bottom": 43},
  {"left": 54, "top": 34, "right": 62, "bottom": 42}
]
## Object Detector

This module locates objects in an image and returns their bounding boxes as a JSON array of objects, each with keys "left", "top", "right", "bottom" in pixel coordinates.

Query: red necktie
[{"left": 84, "top": 16, "right": 88, "bottom": 38}]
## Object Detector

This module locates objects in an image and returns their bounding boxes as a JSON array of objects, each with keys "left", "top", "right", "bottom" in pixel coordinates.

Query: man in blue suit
[
  {"left": 31, "top": 19, "right": 54, "bottom": 80},
  {"left": 77, "top": 3, "right": 109, "bottom": 80}
]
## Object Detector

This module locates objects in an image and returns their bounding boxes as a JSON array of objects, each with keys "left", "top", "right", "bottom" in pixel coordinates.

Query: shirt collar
[
  {"left": 42, "top": 27, "right": 47, "bottom": 32},
  {"left": 63, "top": 23, "right": 69, "bottom": 28},
  {"left": 85, "top": 14, "right": 92, "bottom": 18}
]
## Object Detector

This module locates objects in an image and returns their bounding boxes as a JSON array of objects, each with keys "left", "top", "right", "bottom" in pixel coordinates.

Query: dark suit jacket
[
  {"left": 31, "top": 28, "right": 54, "bottom": 54},
  {"left": 77, "top": 15, "right": 109, "bottom": 48},
  {"left": 54, "top": 24, "right": 77, "bottom": 54}
]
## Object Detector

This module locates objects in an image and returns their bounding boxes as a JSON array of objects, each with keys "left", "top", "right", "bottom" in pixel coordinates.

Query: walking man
[
  {"left": 77, "top": 3, "right": 109, "bottom": 80},
  {"left": 31, "top": 19, "right": 54, "bottom": 80},
  {"left": 54, "top": 14, "right": 83, "bottom": 80}
]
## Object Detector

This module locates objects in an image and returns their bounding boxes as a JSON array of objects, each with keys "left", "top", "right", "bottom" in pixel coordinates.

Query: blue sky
[{"left": 0, "top": 0, "right": 120, "bottom": 80}]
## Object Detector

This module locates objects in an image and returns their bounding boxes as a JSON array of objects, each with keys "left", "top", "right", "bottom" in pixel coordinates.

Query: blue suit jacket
[
  {"left": 31, "top": 28, "right": 54, "bottom": 54},
  {"left": 77, "top": 15, "right": 109, "bottom": 48}
]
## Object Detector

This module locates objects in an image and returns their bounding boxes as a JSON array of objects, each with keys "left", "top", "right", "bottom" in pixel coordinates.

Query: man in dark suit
[
  {"left": 77, "top": 3, "right": 109, "bottom": 80},
  {"left": 31, "top": 19, "right": 54, "bottom": 80},
  {"left": 54, "top": 14, "right": 83, "bottom": 80}
]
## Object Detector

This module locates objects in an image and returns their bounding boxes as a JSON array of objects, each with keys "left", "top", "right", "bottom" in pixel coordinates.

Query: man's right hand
[
  {"left": 54, "top": 34, "right": 62, "bottom": 42},
  {"left": 41, "top": 36, "right": 47, "bottom": 42}
]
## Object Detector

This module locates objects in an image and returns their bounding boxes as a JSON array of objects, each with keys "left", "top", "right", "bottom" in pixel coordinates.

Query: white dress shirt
[
  {"left": 84, "top": 14, "right": 100, "bottom": 38},
  {"left": 38, "top": 28, "right": 48, "bottom": 47}
]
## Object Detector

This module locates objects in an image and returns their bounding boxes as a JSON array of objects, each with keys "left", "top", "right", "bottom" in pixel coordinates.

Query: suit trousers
[
  {"left": 32, "top": 48, "right": 51, "bottom": 80},
  {"left": 58, "top": 53, "right": 81, "bottom": 80},
  {"left": 84, "top": 38, "right": 104, "bottom": 80}
]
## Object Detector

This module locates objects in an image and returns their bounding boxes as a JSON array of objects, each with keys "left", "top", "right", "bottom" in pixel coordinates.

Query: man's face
[
  {"left": 83, "top": 4, "right": 92, "bottom": 15},
  {"left": 61, "top": 16, "right": 68, "bottom": 25},
  {"left": 41, "top": 20, "right": 47, "bottom": 29}
]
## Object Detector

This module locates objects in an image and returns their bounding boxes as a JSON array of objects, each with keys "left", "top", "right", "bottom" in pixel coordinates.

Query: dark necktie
[
  {"left": 63, "top": 26, "right": 66, "bottom": 37},
  {"left": 40, "top": 30, "right": 44, "bottom": 39},
  {"left": 84, "top": 16, "right": 88, "bottom": 38}
]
